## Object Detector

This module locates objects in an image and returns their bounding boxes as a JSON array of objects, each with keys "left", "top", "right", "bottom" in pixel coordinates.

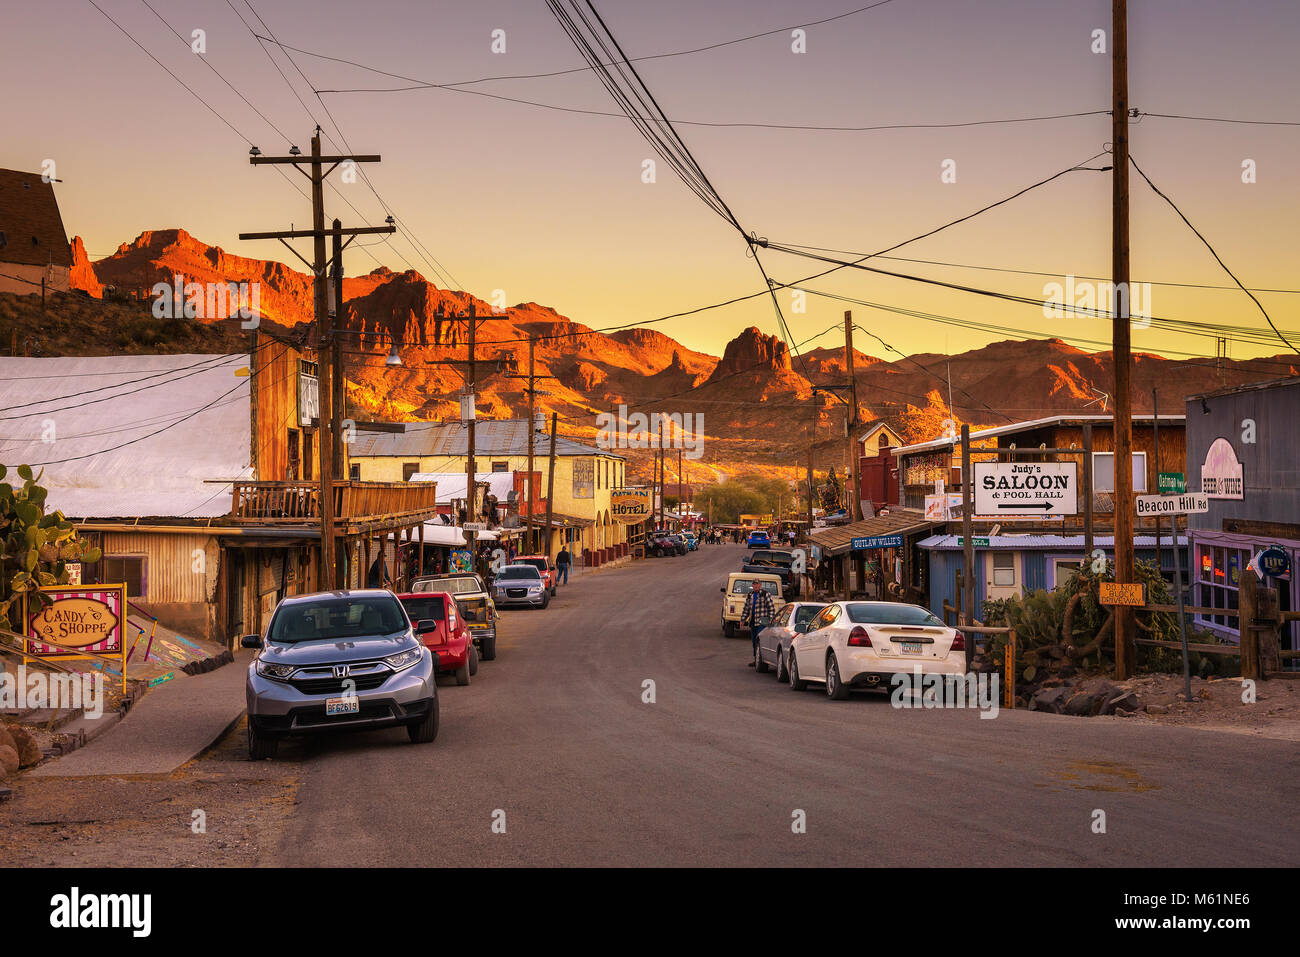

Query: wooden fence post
[{"left": 1239, "top": 567, "right": 1259, "bottom": 681}]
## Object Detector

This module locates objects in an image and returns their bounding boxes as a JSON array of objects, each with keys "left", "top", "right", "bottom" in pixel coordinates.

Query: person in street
[
  {"left": 741, "top": 579, "right": 776, "bottom": 667},
  {"left": 556, "top": 545, "right": 571, "bottom": 585}
]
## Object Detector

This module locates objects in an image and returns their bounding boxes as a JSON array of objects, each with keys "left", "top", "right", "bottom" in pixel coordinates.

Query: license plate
[
  {"left": 900, "top": 641, "right": 923, "bottom": 655},
  {"left": 325, "top": 696, "right": 359, "bottom": 716}
]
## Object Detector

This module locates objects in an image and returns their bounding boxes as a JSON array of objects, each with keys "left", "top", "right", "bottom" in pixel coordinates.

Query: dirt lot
[
  {"left": 1083, "top": 673, "right": 1300, "bottom": 741},
  {"left": 0, "top": 717, "right": 297, "bottom": 867}
]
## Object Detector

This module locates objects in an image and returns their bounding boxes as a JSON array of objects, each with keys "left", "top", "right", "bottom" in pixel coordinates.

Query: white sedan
[{"left": 786, "top": 601, "right": 966, "bottom": 700}]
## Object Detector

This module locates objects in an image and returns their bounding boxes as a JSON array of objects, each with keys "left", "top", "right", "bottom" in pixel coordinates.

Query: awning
[{"left": 807, "top": 510, "right": 934, "bottom": 557}]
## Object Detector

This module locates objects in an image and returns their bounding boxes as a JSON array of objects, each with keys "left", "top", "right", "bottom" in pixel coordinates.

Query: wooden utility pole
[
  {"left": 331, "top": 219, "right": 346, "bottom": 481},
  {"left": 1111, "top": 0, "right": 1136, "bottom": 678},
  {"left": 503, "top": 335, "right": 558, "bottom": 550},
  {"left": 1152, "top": 389, "right": 1162, "bottom": 573},
  {"left": 844, "top": 311, "right": 860, "bottom": 522},
  {"left": 466, "top": 305, "right": 477, "bottom": 528},
  {"left": 544, "top": 412, "right": 558, "bottom": 558},
  {"left": 807, "top": 396, "right": 816, "bottom": 529},
  {"left": 960, "top": 423, "right": 975, "bottom": 665},
  {"left": 1082, "top": 423, "right": 1094, "bottom": 561},
  {"left": 240, "top": 130, "right": 392, "bottom": 590}
]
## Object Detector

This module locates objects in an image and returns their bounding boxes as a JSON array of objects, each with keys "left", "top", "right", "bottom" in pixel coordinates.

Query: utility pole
[
  {"left": 240, "top": 129, "right": 392, "bottom": 590},
  {"left": 1152, "top": 389, "right": 1162, "bottom": 573},
  {"left": 960, "top": 423, "right": 975, "bottom": 663},
  {"left": 807, "top": 395, "right": 816, "bottom": 530},
  {"left": 844, "top": 311, "right": 860, "bottom": 522},
  {"left": 466, "top": 305, "right": 477, "bottom": 529},
  {"left": 503, "top": 334, "right": 558, "bottom": 550},
  {"left": 1082, "top": 423, "right": 1095, "bottom": 561},
  {"left": 544, "top": 412, "right": 558, "bottom": 558},
  {"left": 1111, "top": 0, "right": 1136, "bottom": 678}
]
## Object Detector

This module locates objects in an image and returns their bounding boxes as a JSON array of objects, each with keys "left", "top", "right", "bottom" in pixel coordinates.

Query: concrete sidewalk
[{"left": 29, "top": 650, "right": 252, "bottom": 777}]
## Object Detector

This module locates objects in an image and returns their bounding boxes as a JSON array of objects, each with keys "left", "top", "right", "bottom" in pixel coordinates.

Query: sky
[{"left": 3, "top": 0, "right": 1298, "bottom": 366}]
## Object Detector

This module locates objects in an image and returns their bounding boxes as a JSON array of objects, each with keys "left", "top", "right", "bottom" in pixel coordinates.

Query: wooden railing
[{"left": 230, "top": 481, "right": 439, "bottom": 526}]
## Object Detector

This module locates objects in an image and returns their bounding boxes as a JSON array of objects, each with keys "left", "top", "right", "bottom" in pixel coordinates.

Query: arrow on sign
[{"left": 997, "top": 502, "right": 1054, "bottom": 511}]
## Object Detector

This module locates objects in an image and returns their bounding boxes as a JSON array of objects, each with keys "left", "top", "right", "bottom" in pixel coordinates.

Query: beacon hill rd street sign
[
  {"left": 973, "top": 462, "right": 1077, "bottom": 519},
  {"left": 1135, "top": 492, "right": 1209, "bottom": 517}
]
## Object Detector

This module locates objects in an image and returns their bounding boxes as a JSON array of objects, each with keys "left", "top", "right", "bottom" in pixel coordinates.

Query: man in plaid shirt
[{"left": 741, "top": 579, "right": 776, "bottom": 665}]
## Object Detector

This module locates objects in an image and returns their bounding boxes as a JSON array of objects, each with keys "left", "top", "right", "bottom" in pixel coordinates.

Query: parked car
[
  {"left": 647, "top": 532, "right": 680, "bottom": 557},
  {"left": 515, "top": 554, "right": 557, "bottom": 595},
  {"left": 754, "top": 601, "right": 827, "bottom": 676},
  {"left": 746, "top": 530, "right": 771, "bottom": 549},
  {"left": 681, "top": 532, "right": 699, "bottom": 551},
  {"left": 397, "top": 591, "right": 477, "bottom": 685},
  {"left": 785, "top": 601, "right": 965, "bottom": 699},
  {"left": 413, "top": 573, "right": 498, "bottom": 661},
  {"left": 742, "top": 548, "right": 799, "bottom": 598},
  {"left": 492, "top": 563, "right": 550, "bottom": 609},
  {"left": 664, "top": 533, "right": 689, "bottom": 555},
  {"left": 243, "top": 589, "right": 438, "bottom": 759},
  {"left": 719, "top": 571, "right": 785, "bottom": 638}
]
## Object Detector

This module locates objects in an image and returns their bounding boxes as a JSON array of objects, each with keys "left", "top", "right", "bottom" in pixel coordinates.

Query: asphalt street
[{"left": 270, "top": 543, "right": 1300, "bottom": 867}]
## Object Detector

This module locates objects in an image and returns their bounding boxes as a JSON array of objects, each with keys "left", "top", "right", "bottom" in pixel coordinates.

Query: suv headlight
[
  {"left": 255, "top": 659, "right": 295, "bottom": 680},
  {"left": 384, "top": 648, "right": 424, "bottom": 672}
]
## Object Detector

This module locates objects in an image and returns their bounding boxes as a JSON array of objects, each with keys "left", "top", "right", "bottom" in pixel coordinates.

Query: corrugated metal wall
[
  {"left": 103, "top": 532, "right": 217, "bottom": 603},
  {"left": 1023, "top": 551, "right": 1047, "bottom": 593}
]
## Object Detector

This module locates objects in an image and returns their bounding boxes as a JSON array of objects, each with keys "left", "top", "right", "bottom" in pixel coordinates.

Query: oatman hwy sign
[
  {"left": 973, "top": 462, "right": 1077, "bottom": 518},
  {"left": 1135, "top": 492, "right": 1209, "bottom": 516}
]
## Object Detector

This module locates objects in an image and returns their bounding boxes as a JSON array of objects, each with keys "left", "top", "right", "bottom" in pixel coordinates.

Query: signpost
[
  {"left": 1157, "top": 471, "right": 1185, "bottom": 494},
  {"left": 1135, "top": 492, "right": 1209, "bottom": 517},
  {"left": 973, "top": 462, "right": 1077, "bottom": 519}
]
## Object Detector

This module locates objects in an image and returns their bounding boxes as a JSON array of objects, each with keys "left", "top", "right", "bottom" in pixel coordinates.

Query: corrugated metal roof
[
  {"left": 409, "top": 471, "right": 516, "bottom": 504},
  {"left": 0, "top": 354, "right": 252, "bottom": 519},
  {"left": 349, "top": 418, "right": 622, "bottom": 459},
  {"left": 808, "top": 509, "right": 934, "bottom": 556},
  {"left": 895, "top": 413, "right": 1187, "bottom": 455},
  {"left": 918, "top": 533, "right": 1188, "bottom": 550}
]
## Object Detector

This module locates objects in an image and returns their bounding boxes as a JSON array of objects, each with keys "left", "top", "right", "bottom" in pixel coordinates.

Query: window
[
  {"left": 102, "top": 556, "right": 146, "bottom": 597},
  {"left": 1093, "top": 452, "right": 1148, "bottom": 492},
  {"left": 993, "top": 552, "right": 1015, "bottom": 587},
  {"left": 879, "top": 433, "right": 890, "bottom": 447},
  {"left": 491, "top": 461, "right": 509, "bottom": 473},
  {"left": 302, "top": 430, "right": 313, "bottom": 481},
  {"left": 349, "top": 464, "right": 361, "bottom": 480},
  {"left": 1196, "top": 545, "right": 1250, "bottom": 632},
  {"left": 286, "top": 428, "right": 300, "bottom": 481},
  {"left": 402, "top": 462, "right": 419, "bottom": 482}
]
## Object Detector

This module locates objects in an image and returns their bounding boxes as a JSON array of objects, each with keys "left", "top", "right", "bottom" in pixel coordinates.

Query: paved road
[{"left": 272, "top": 544, "right": 1299, "bottom": 866}]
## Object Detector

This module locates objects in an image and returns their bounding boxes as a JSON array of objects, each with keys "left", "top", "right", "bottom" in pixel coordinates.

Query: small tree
[{"left": 0, "top": 464, "right": 102, "bottom": 631}]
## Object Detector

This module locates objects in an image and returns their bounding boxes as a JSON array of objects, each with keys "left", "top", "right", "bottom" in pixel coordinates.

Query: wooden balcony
[{"left": 230, "top": 480, "right": 439, "bottom": 534}]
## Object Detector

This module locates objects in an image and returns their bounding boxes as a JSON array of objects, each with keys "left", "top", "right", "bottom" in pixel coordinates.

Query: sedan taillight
[
  {"left": 847, "top": 625, "right": 872, "bottom": 647},
  {"left": 951, "top": 631, "right": 965, "bottom": 651}
]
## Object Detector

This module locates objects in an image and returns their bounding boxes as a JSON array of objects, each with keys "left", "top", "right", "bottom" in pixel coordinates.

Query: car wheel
[
  {"left": 826, "top": 652, "right": 850, "bottom": 700},
  {"left": 455, "top": 657, "right": 471, "bottom": 686},
  {"left": 407, "top": 695, "right": 440, "bottom": 743},
  {"left": 541, "top": 593, "right": 550, "bottom": 610},
  {"left": 723, "top": 620, "right": 736, "bottom": 638},
  {"left": 775, "top": 646, "right": 789, "bottom": 682},
  {"left": 480, "top": 635, "right": 497, "bottom": 661},
  {"left": 754, "top": 641, "right": 769, "bottom": 674},
  {"left": 247, "top": 722, "right": 277, "bottom": 761},
  {"left": 788, "top": 651, "right": 808, "bottom": 691},
  {"left": 468, "top": 643, "right": 479, "bottom": 677}
]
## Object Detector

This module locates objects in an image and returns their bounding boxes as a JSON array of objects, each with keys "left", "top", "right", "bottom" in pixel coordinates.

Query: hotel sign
[{"left": 610, "top": 488, "right": 652, "bottom": 524}]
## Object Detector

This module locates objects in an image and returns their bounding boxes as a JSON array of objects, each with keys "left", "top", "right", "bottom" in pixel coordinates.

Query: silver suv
[{"left": 242, "top": 589, "right": 438, "bottom": 759}]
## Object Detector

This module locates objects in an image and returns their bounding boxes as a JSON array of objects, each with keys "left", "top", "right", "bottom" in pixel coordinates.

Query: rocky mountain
[{"left": 65, "top": 229, "right": 1299, "bottom": 485}]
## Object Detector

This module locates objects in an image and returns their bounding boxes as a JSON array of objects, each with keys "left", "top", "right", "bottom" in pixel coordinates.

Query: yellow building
[{"left": 349, "top": 418, "right": 628, "bottom": 559}]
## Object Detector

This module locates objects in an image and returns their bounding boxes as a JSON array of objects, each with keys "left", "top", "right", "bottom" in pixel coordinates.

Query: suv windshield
[
  {"left": 269, "top": 596, "right": 407, "bottom": 643},
  {"left": 731, "top": 579, "right": 780, "bottom": 595},
  {"left": 498, "top": 566, "right": 542, "bottom": 581},
  {"left": 416, "top": 576, "right": 483, "bottom": 595},
  {"left": 398, "top": 596, "right": 446, "bottom": 623},
  {"left": 846, "top": 603, "right": 944, "bottom": 626}
]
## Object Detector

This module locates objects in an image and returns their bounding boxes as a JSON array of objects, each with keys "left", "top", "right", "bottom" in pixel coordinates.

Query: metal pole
[
  {"left": 1083, "top": 423, "right": 1094, "bottom": 560},
  {"left": 961, "top": 424, "right": 975, "bottom": 667},
  {"left": 1172, "top": 503, "right": 1192, "bottom": 702},
  {"left": 1152, "top": 389, "right": 1162, "bottom": 575}
]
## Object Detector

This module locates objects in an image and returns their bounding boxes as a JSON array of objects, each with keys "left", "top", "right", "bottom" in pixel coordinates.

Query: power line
[
  {"left": 1127, "top": 154, "right": 1300, "bottom": 356},
  {"left": 1137, "top": 111, "right": 1300, "bottom": 127}
]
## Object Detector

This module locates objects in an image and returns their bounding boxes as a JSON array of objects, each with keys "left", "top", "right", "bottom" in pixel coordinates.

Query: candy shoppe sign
[{"left": 24, "top": 584, "right": 126, "bottom": 659}]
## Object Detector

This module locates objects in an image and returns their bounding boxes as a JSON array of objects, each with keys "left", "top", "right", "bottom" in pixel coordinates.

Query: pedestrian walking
[
  {"left": 741, "top": 579, "right": 776, "bottom": 667},
  {"left": 556, "top": 545, "right": 571, "bottom": 585}
]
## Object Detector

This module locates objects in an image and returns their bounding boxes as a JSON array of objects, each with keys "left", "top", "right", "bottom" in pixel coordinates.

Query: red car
[
  {"left": 515, "top": 555, "right": 557, "bottom": 596},
  {"left": 397, "top": 591, "right": 478, "bottom": 686}
]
